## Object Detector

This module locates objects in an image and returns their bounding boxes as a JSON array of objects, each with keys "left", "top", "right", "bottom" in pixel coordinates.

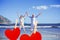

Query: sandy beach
[{"left": 0, "top": 26, "right": 60, "bottom": 40}]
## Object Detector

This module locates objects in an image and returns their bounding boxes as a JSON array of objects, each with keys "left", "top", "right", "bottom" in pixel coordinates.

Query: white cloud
[
  {"left": 50, "top": 5, "right": 60, "bottom": 8},
  {"left": 32, "top": 6, "right": 48, "bottom": 10},
  {"left": 32, "top": 5, "right": 60, "bottom": 10},
  {"left": 32, "top": 6, "right": 35, "bottom": 9}
]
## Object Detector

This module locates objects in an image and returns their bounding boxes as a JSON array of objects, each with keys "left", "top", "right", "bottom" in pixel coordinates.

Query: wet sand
[{"left": 0, "top": 26, "right": 60, "bottom": 40}]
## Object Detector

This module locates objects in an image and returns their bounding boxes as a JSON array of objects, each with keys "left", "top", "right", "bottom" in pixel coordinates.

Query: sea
[{"left": 0, "top": 26, "right": 60, "bottom": 40}]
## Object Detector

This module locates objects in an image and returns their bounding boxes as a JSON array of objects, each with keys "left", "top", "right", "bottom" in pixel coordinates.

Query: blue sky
[{"left": 0, "top": 0, "right": 60, "bottom": 23}]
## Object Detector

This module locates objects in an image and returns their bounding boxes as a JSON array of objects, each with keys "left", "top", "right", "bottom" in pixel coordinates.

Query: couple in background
[{"left": 17, "top": 12, "right": 41, "bottom": 33}]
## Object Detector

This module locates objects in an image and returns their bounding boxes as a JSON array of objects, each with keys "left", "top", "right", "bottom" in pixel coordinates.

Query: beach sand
[{"left": 0, "top": 26, "right": 60, "bottom": 40}]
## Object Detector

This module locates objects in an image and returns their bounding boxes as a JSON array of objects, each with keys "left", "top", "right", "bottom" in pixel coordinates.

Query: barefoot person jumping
[
  {"left": 17, "top": 12, "right": 28, "bottom": 32},
  {"left": 27, "top": 13, "right": 41, "bottom": 32}
]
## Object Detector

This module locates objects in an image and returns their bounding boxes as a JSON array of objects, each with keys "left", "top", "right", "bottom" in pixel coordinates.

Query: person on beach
[
  {"left": 27, "top": 13, "right": 41, "bottom": 32},
  {"left": 17, "top": 12, "right": 28, "bottom": 32}
]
